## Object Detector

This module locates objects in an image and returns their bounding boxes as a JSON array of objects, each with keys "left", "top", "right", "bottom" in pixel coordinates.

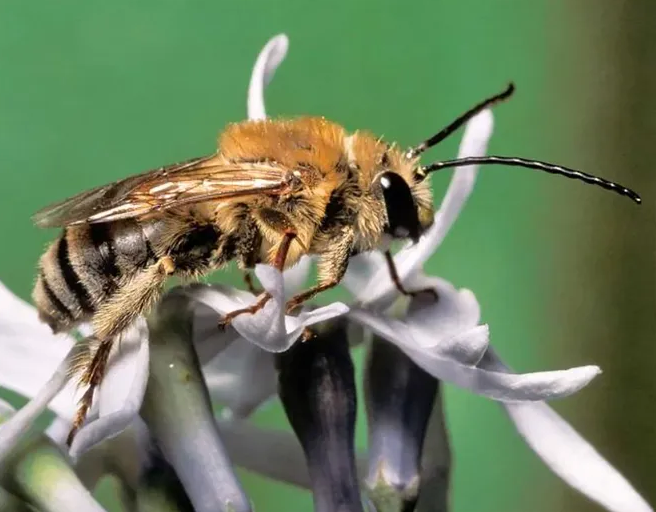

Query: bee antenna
[
  {"left": 407, "top": 83, "right": 515, "bottom": 159},
  {"left": 421, "top": 156, "right": 641, "bottom": 204}
]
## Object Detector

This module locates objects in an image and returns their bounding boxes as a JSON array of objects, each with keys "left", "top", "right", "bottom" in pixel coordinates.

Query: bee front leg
[
  {"left": 383, "top": 250, "right": 438, "bottom": 301},
  {"left": 218, "top": 230, "right": 296, "bottom": 329}
]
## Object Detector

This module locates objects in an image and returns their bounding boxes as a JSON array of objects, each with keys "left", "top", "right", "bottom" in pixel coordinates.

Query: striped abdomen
[{"left": 33, "top": 219, "right": 161, "bottom": 333}]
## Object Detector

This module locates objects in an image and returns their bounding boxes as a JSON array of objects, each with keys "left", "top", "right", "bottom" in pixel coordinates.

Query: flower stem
[
  {"left": 1, "top": 437, "right": 105, "bottom": 512},
  {"left": 142, "top": 291, "right": 250, "bottom": 512}
]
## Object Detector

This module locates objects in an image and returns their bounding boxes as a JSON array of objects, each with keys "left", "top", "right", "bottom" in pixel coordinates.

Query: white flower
[
  {"left": 0, "top": 32, "right": 650, "bottom": 512},
  {"left": 204, "top": 33, "right": 651, "bottom": 512}
]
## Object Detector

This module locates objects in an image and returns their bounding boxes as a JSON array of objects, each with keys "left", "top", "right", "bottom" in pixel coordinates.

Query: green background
[{"left": 0, "top": 1, "right": 653, "bottom": 511}]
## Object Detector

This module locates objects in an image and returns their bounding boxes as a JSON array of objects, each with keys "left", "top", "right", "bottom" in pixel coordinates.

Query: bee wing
[{"left": 33, "top": 155, "right": 289, "bottom": 227}]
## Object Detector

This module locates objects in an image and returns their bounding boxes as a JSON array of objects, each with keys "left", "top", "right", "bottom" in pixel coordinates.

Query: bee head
[
  {"left": 377, "top": 171, "right": 422, "bottom": 242},
  {"left": 374, "top": 148, "right": 434, "bottom": 243}
]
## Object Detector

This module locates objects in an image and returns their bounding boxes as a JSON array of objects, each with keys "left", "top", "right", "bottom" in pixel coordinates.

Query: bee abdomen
[
  {"left": 33, "top": 219, "right": 162, "bottom": 333},
  {"left": 33, "top": 231, "right": 97, "bottom": 332}
]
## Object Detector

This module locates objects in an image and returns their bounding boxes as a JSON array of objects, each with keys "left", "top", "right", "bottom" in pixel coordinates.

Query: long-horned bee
[{"left": 31, "top": 83, "right": 640, "bottom": 444}]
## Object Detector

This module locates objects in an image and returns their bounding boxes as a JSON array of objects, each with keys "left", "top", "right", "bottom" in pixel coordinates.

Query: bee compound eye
[{"left": 378, "top": 172, "right": 422, "bottom": 242}]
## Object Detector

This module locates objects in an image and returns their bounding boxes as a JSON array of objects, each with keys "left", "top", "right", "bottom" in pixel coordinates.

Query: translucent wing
[{"left": 33, "top": 155, "right": 290, "bottom": 227}]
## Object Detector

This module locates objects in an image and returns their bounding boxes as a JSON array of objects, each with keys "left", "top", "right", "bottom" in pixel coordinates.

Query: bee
[{"left": 32, "top": 83, "right": 640, "bottom": 444}]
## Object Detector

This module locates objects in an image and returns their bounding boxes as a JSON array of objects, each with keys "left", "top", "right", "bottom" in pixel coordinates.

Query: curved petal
[
  {"left": 342, "top": 252, "right": 387, "bottom": 301},
  {"left": 283, "top": 255, "right": 313, "bottom": 297},
  {"left": 70, "top": 322, "right": 150, "bottom": 460},
  {"left": 404, "top": 274, "right": 481, "bottom": 347},
  {"left": 247, "top": 34, "right": 289, "bottom": 120},
  {"left": 187, "top": 267, "right": 349, "bottom": 352},
  {"left": 348, "top": 308, "right": 600, "bottom": 402},
  {"left": 192, "top": 300, "right": 242, "bottom": 364},
  {"left": 218, "top": 418, "right": 312, "bottom": 488},
  {"left": 0, "top": 330, "right": 77, "bottom": 421},
  {"left": 480, "top": 350, "right": 652, "bottom": 512},
  {"left": 45, "top": 416, "right": 72, "bottom": 446},
  {"left": 0, "top": 281, "right": 51, "bottom": 335},
  {"left": 0, "top": 345, "right": 78, "bottom": 464},
  {"left": 203, "top": 340, "right": 277, "bottom": 418},
  {"left": 0, "top": 282, "right": 76, "bottom": 413}
]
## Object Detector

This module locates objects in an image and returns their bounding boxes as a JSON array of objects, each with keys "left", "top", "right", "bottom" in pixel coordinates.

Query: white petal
[
  {"left": 344, "top": 111, "right": 495, "bottom": 307},
  {"left": 283, "top": 255, "right": 313, "bottom": 297},
  {"left": 349, "top": 308, "right": 600, "bottom": 402},
  {"left": 188, "top": 267, "right": 349, "bottom": 352},
  {"left": 0, "top": 282, "right": 81, "bottom": 423},
  {"left": 429, "top": 325, "right": 490, "bottom": 366},
  {"left": 191, "top": 298, "right": 242, "bottom": 364},
  {"left": 247, "top": 34, "right": 289, "bottom": 120},
  {"left": 0, "top": 281, "right": 49, "bottom": 334},
  {"left": 231, "top": 264, "right": 287, "bottom": 349},
  {"left": 188, "top": 282, "right": 289, "bottom": 351},
  {"left": 0, "top": 331, "right": 77, "bottom": 419},
  {"left": 70, "top": 323, "right": 149, "bottom": 460},
  {"left": 0, "top": 346, "right": 77, "bottom": 463},
  {"left": 404, "top": 274, "right": 481, "bottom": 345},
  {"left": 342, "top": 252, "right": 387, "bottom": 303},
  {"left": 218, "top": 418, "right": 311, "bottom": 489},
  {"left": 203, "top": 340, "right": 277, "bottom": 418},
  {"left": 480, "top": 350, "right": 652, "bottom": 512},
  {"left": 45, "top": 416, "right": 72, "bottom": 446}
]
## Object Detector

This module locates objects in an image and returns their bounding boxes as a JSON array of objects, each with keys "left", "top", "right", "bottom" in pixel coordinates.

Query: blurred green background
[{"left": 0, "top": 1, "right": 654, "bottom": 511}]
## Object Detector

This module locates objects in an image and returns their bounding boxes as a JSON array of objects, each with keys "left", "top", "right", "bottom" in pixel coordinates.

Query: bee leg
[
  {"left": 242, "top": 271, "right": 262, "bottom": 295},
  {"left": 219, "top": 231, "right": 296, "bottom": 329},
  {"left": 384, "top": 250, "right": 438, "bottom": 301},
  {"left": 285, "top": 279, "right": 341, "bottom": 313},
  {"left": 285, "top": 227, "right": 354, "bottom": 314},
  {"left": 67, "top": 337, "right": 113, "bottom": 446},
  {"left": 66, "top": 257, "right": 174, "bottom": 446}
]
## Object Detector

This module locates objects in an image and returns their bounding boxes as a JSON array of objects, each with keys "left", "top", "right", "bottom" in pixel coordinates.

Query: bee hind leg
[
  {"left": 384, "top": 250, "right": 438, "bottom": 301},
  {"left": 218, "top": 231, "right": 296, "bottom": 329},
  {"left": 66, "top": 258, "right": 173, "bottom": 446},
  {"left": 67, "top": 337, "right": 113, "bottom": 446}
]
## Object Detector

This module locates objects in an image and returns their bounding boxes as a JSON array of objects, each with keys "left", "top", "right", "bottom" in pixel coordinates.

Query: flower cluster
[{"left": 0, "top": 34, "right": 651, "bottom": 512}]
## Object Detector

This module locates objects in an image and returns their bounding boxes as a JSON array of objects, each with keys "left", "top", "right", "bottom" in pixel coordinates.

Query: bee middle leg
[
  {"left": 67, "top": 257, "right": 174, "bottom": 446},
  {"left": 383, "top": 250, "right": 438, "bottom": 300},
  {"left": 285, "top": 227, "right": 354, "bottom": 314},
  {"left": 218, "top": 231, "right": 297, "bottom": 329}
]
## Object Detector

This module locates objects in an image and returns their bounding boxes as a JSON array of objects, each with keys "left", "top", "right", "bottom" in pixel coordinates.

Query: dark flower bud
[
  {"left": 364, "top": 336, "right": 439, "bottom": 512},
  {"left": 277, "top": 319, "right": 363, "bottom": 512}
]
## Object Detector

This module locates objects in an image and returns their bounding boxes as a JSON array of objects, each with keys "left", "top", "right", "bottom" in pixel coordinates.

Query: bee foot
[
  {"left": 218, "top": 292, "right": 273, "bottom": 330},
  {"left": 402, "top": 287, "right": 439, "bottom": 302},
  {"left": 300, "top": 327, "right": 315, "bottom": 342}
]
